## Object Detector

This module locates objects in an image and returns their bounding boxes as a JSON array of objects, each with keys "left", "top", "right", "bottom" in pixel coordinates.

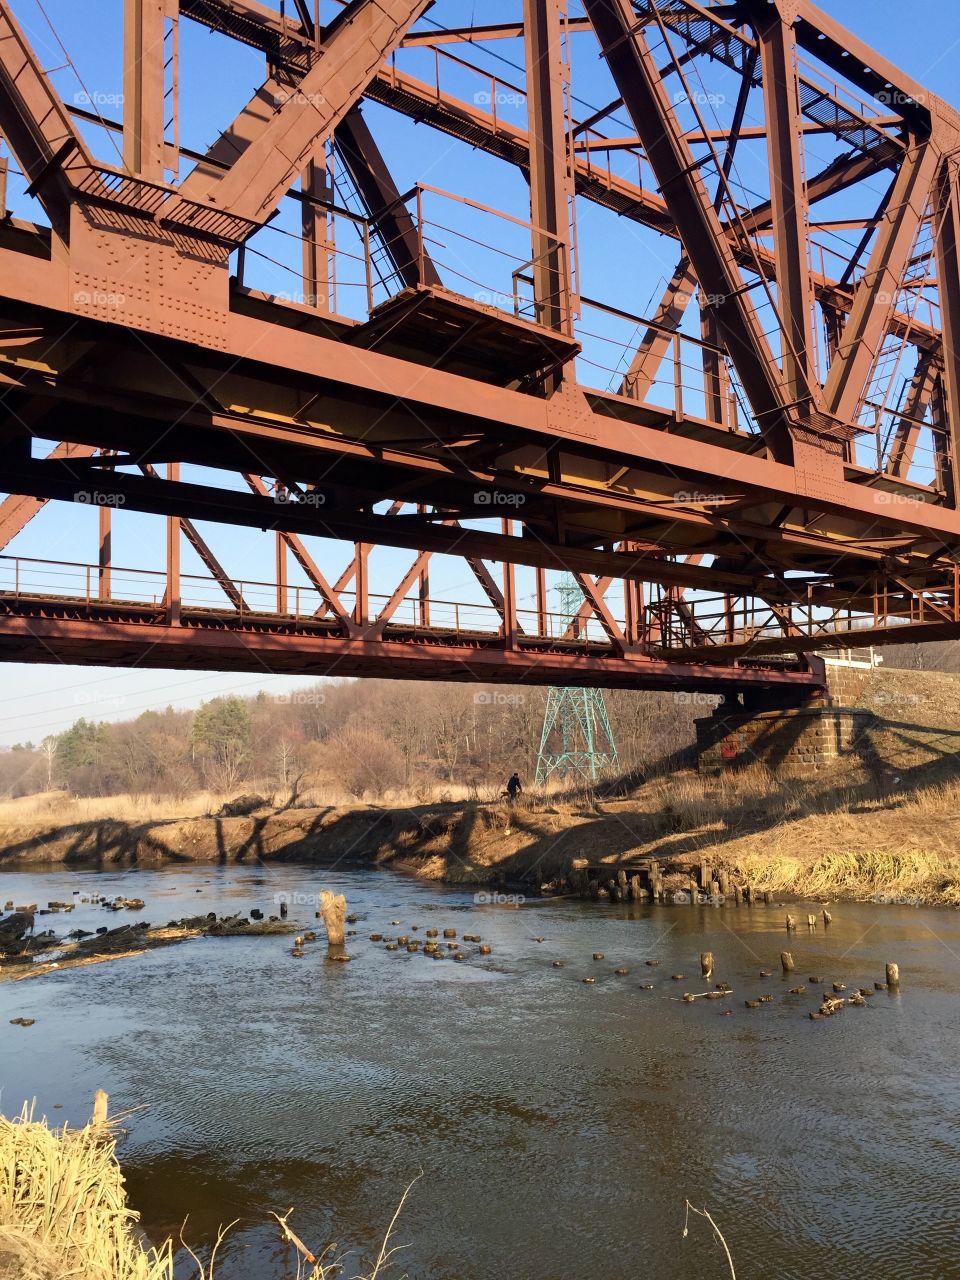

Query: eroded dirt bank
[{"left": 3, "top": 774, "right": 960, "bottom": 905}]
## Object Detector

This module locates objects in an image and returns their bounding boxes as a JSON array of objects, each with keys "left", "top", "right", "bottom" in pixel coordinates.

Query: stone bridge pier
[{"left": 695, "top": 654, "right": 878, "bottom": 777}]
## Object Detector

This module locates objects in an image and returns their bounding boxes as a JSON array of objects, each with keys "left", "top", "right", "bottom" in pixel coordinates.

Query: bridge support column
[{"left": 696, "top": 695, "right": 875, "bottom": 778}]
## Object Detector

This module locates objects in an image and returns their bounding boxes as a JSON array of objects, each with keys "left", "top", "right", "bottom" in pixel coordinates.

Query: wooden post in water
[
  {"left": 807, "top": 913, "right": 817, "bottom": 929},
  {"left": 763, "top": 890, "right": 773, "bottom": 905},
  {"left": 319, "top": 889, "right": 347, "bottom": 952},
  {"left": 701, "top": 951, "right": 714, "bottom": 978},
  {"left": 91, "top": 1089, "right": 108, "bottom": 1132},
  {"left": 733, "top": 885, "right": 743, "bottom": 905},
  {"left": 822, "top": 909, "right": 833, "bottom": 926},
  {"left": 785, "top": 914, "right": 796, "bottom": 931},
  {"left": 886, "top": 962, "right": 900, "bottom": 988},
  {"left": 699, "top": 858, "right": 711, "bottom": 891},
  {"left": 688, "top": 876, "right": 699, "bottom": 904},
  {"left": 781, "top": 951, "right": 795, "bottom": 974},
  {"left": 718, "top": 869, "right": 729, "bottom": 897}
]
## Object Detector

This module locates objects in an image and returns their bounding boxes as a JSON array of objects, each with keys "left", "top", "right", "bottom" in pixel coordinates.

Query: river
[{"left": 1, "top": 864, "right": 959, "bottom": 1280}]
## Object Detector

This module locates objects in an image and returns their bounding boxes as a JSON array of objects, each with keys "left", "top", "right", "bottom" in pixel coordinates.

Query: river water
[{"left": 1, "top": 864, "right": 959, "bottom": 1280}]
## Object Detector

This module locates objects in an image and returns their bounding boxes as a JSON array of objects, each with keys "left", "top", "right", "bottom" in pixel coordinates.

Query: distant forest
[{"left": 0, "top": 680, "right": 708, "bottom": 803}]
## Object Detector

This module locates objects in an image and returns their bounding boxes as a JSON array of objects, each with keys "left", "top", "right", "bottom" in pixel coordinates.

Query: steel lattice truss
[{"left": 1, "top": 0, "right": 960, "bottom": 699}]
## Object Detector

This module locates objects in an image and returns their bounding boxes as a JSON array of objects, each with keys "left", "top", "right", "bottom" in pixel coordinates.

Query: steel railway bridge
[{"left": 1, "top": 0, "right": 960, "bottom": 703}]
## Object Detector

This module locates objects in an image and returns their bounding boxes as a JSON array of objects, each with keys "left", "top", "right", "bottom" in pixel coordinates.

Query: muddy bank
[
  {"left": 2, "top": 786, "right": 960, "bottom": 906},
  {"left": 0, "top": 800, "right": 591, "bottom": 886}
]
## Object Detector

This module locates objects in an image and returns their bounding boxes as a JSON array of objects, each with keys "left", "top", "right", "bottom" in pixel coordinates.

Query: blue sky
[{"left": 1, "top": 0, "right": 958, "bottom": 747}]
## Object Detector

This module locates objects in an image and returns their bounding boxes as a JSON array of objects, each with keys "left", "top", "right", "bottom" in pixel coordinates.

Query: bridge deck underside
[{"left": 0, "top": 606, "right": 821, "bottom": 693}]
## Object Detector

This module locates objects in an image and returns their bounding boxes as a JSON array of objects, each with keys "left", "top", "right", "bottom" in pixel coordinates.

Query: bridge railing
[{"left": 0, "top": 555, "right": 623, "bottom": 646}]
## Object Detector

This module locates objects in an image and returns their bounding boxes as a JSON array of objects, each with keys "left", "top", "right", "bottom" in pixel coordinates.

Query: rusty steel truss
[{"left": 1, "top": 0, "right": 960, "bottom": 699}]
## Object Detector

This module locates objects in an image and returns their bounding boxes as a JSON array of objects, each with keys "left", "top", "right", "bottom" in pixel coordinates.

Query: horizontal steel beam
[{"left": 0, "top": 609, "right": 823, "bottom": 693}]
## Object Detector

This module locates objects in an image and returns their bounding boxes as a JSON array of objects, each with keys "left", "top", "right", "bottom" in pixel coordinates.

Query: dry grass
[
  {"left": 0, "top": 1105, "right": 410, "bottom": 1280},
  {"left": 0, "top": 780, "right": 546, "bottom": 827},
  {"left": 0, "top": 790, "right": 228, "bottom": 826},
  {"left": 733, "top": 848, "right": 960, "bottom": 904},
  {"left": 0, "top": 1102, "right": 176, "bottom": 1280}
]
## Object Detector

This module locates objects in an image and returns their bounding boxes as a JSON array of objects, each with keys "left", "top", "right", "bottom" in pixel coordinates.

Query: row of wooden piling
[{"left": 568, "top": 857, "right": 783, "bottom": 905}]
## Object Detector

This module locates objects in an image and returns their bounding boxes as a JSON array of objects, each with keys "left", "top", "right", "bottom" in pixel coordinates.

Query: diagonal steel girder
[
  {"left": 884, "top": 352, "right": 940, "bottom": 480},
  {"left": 334, "top": 105, "right": 441, "bottom": 288},
  {"left": 179, "top": 0, "right": 431, "bottom": 226},
  {"left": 0, "top": 1, "right": 93, "bottom": 235},
  {"left": 582, "top": 0, "right": 815, "bottom": 460},
  {"left": 823, "top": 136, "right": 941, "bottom": 426}
]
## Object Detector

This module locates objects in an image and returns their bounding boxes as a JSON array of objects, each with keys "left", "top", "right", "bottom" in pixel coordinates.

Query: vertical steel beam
[
  {"left": 930, "top": 372, "right": 953, "bottom": 498},
  {"left": 276, "top": 529, "right": 288, "bottom": 614},
  {"left": 624, "top": 570, "right": 643, "bottom": 649},
  {"left": 354, "top": 541, "right": 369, "bottom": 630},
  {"left": 165, "top": 463, "right": 181, "bottom": 624},
  {"left": 535, "top": 566, "right": 548, "bottom": 637},
  {"left": 301, "top": 155, "right": 332, "bottom": 312},
  {"left": 701, "top": 309, "right": 730, "bottom": 427},
  {"left": 417, "top": 503, "right": 430, "bottom": 625},
  {"left": 933, "top": 155, "right": 960, "bottom": 502},
  {"left": 501, "top": 518, "right": 518, "bottom": 649},
  {"left": 98, "top": 504, "right": 111, "bottom": 599},
  {"left": 123, "top": 0, "right": 166, "bottom": 180},
  {"left": 756, "top": 8, "right": 815, "bottom": 405},
  {"left": 523, "top": 0, "right": 574, "bottom": 338}
]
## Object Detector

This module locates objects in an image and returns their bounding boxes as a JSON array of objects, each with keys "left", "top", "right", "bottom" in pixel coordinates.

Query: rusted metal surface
[{"left": 0, "top": 0, "right": 959, "bottom": 691}]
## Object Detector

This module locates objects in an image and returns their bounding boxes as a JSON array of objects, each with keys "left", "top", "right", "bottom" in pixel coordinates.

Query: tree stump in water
[
  {"left": 886, "top": 962, "right": 900, "bottom": 989},
  {"left": 90, "top": 1089, "right": 109, "bottom": 1140},
  {"left": 319, "top": 889, "right": 347, "bottom": 952},
  {"left": 700, "top": 951, "right": 714, "bottom": 979},
  {"left": 781, "top": 951, "right": 795, "bottom": 973}
]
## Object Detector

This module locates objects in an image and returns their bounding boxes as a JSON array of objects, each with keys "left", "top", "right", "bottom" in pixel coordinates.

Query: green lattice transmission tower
[{"left": 535, "top": 575, "right": 620, "bottom": 786}]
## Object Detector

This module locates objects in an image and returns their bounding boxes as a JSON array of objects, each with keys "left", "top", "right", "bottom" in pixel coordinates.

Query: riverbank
[
  {"left": 0, "top": 1100, "right": 407, "bottom": 1279},
  {"left": 2, "top": 763, "right": 960, "bottom": 905}
]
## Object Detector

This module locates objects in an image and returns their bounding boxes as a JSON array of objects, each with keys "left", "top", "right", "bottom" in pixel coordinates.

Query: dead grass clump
[
  {"left": 0, "top": 1105, "right": 411, "bottom": 1280},
  {"left": 733, "top": 848, "right": 960, "bottom": 902},
  {"left": 0, "top": 1102, "right": 175, "bottom": 1280}
]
